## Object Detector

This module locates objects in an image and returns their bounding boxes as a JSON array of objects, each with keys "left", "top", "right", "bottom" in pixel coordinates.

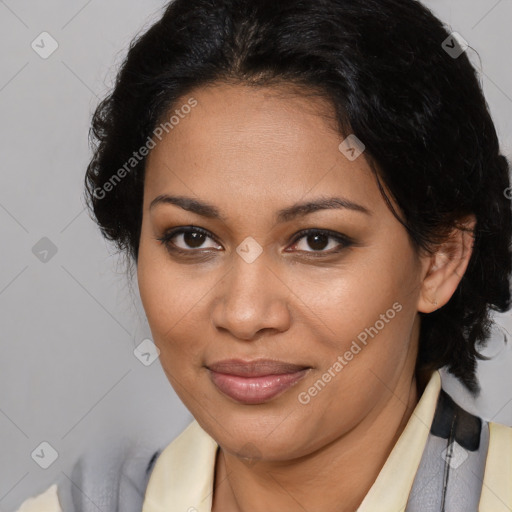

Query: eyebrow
[{"left": 149, "top": 194, "right": 372, "bottom": 223}]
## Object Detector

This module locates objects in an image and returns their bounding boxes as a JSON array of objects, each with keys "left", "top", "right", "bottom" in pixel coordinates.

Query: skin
[{"left": 137, "top": 82, "right": 476, "bottom": 512}]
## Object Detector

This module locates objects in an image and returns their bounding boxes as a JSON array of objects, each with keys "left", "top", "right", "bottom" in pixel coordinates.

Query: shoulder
[
  {"left": 14, "top": 435, "right": 166, "bottom": 512},
  {"left": 485, "top": 419, "right": 512, "bottom": 469},
  {"left": 407, "top": 387, "right": 512, "bottom": 510},
  {"left": 488, "top": 419, "right": 512, "bottom": 437},
  {"left": 14, "top": 484, "right": 61, "bottom": 512},
  {"left": 479, "top": 420, "right": 512, "bottom": 510}
]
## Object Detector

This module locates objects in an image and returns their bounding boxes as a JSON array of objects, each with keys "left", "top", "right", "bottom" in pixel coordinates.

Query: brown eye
[
  {"left": 182, "top": 230, "right": 207, "bottom": 248},
  {"left": 302, "top": 233, "right": 330, "bottom": 251},
  {"left": 156, "top": 226, "right": 222, "bottom": 253},
  {"left": 288, "top": 229, "right": 353, "bottom": 254}
]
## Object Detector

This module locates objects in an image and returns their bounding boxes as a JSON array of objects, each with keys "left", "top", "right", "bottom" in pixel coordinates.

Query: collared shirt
[{"left": 14, "top": 369, "right": 512, "bottom": 511}]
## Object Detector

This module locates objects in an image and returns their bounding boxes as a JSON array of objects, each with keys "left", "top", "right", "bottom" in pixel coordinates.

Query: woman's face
[{"left": 137, "top": 82, "right": 429, "bottom": 460}]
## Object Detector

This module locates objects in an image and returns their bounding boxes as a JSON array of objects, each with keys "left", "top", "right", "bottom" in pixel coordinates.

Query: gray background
[{"left": 1, "top": 1, "right": 511, "bottom": 510}]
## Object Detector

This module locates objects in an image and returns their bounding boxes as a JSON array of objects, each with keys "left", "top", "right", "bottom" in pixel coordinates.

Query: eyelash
[{"left": 155, "top": 226, "right": 354, "bottom": 258}]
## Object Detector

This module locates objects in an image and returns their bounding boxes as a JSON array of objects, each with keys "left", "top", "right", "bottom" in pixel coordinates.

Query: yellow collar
[{"left": 142, "top": 370, "right": 444, "bottom": 512}]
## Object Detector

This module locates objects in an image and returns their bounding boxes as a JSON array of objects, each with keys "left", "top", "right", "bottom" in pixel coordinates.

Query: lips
[
  {"left": 207, "top": 359, "right": 309, "bottom": 377},
  {"left": 206, "top": 359, "right": 311, "bottom": 404}
]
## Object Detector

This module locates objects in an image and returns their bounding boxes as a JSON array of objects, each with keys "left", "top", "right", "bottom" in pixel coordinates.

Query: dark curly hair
[{"left": 84, "top": 0, "right": 512, "bottom": 395}]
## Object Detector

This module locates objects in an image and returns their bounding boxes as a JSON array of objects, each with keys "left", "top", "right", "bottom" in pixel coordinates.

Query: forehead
[{"left": 144, "top": 82, "right": 380, "bottom": 214}]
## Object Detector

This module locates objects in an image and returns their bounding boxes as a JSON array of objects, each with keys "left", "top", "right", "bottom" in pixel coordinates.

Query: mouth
[{"left": 206, "top": 359, "right": 311, "bottom": 405}]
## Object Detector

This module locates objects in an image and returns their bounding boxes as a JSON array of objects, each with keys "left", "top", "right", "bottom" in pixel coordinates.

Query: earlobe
[{"left": 417, "top": 215, "right": 476, "bottom": 313}]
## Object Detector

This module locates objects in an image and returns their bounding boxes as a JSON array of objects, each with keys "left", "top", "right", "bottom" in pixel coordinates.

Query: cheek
[
  {"left": 136, "top": 247, "right": 212, "bottom": 367},
  {"left": 292, "top": 246, "right": 418, "bottom": 344}
]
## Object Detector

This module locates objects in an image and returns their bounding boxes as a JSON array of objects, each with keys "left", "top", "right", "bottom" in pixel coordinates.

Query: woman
[{"left": 16, "top": 0, "right": 512, "bottom": 510}]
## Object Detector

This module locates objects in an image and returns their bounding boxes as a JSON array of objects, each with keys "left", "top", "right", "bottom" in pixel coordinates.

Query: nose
[{"left": 210, "top": 252, "right": 292, "bottom": 341}]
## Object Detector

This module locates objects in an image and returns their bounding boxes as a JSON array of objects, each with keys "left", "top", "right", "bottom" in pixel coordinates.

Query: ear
[{"left": 417, "top": 214, "right": 476, "bottom": 313}]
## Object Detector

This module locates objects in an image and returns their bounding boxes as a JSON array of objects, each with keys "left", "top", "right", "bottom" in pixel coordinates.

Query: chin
[{"left": 207, "top": 412, "right": 312, "bottom": 459}]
